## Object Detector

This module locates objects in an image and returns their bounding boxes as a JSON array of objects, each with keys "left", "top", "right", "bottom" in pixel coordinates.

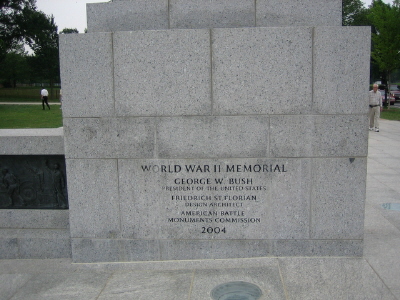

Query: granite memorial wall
[
  {"left": 0, "top": 128, "right": 70, "bottom": 259},
  {"left": 59, "top": 0, "right": 371, "bottom": 262}
]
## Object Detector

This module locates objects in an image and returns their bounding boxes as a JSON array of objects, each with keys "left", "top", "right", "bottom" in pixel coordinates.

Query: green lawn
[
  {"left": 0, "top": 102, "right": 398, "bottom": 129},
  {"left": 381, "top": 106, "right": 400, "bottom": 121},
  {"left": 0, "top": 105, "right": 63, "bottom": 129}
]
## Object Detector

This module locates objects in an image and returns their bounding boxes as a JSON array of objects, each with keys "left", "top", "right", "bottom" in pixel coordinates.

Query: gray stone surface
[
  {"left": 57, "top": 0, "right": 370, "bottom": 263},
  {"left": 118, "top": 158, "right": 271, "bottom": 240},
  {"left": 169, "top": 0, "right": 255, "bottom": 29},
  {"left": 66, "top": 159, "right": 120, "bottom": 238},
  {"left": 0, "top": 229, "right": 71, "bottom": 259},
  {"left": 0, "top": 128, "right": 64, "bottom": 155},
  {"left": 96, "top": 270, "right": 192, "bottom": 300},
  {"left": 273, "top": 240, "right": 363, "bottom": 257},
  {"left": 159, "top": 240, "right": 273, "bottom": 261},
  {"left": 269, "top": 115, "right": 368, "bottom": 157},
  {"left": 269, "top": 159, "right": 311, "bottom": 239},
  {"left": 311, "top": 158, "right": 367, "bottom": 239},
  {"left": 88, "top": 0, "right": 342, "bottom": 31},
  {"left": 1, "top": 119, "right": 400, "bottom": 297},
  {"left": 256, "top": 0, "right": 342, "bottom": 27},
  {"left": 0, "top": 238, "right": 18, "bottom": 259},
  {"left": 157, "top": 116, "right": 269, "bottom": 158},
  {"left": 71, "top": 238, "right": 122, "bottom": 263},
  {"left": 6, "top": 270, "right": 112, "bottom": 300},
  {"left": 59, "top": 33, "right": 114, "bottom": 118},
  {"left": 278, "top": 257, "right": 396, "bottom": 300},
  {"left": 0, "top": 129, "right": 70, "bottom": 259},
  {"left": 72, "top": 239, "right": 271, "bottom": 263},
  {"left": 18, "top": 236, "right": 71, "bottom": 259},
  {"left": 0, "top": 274, "right": 33, "bottom": 300},
  {"left": 0, "top": 210, "right": 69, "bottom": 229},
  {"left": 87, "top": 0, "right": 168, "bottom": 32},
  {"left": 211, "top": 27, "right": 312, "bottom": 115},
  {"left": 113, "top": 29, "right": 211, "bottom": 116},
  {"left": 71, "top": 238, "right": 161, "bottom": 263},
  {"left": 313, "top": 26, "right": 371, "bottom": 114},
  {"left": 63, "top": 118, "right": 155, "bottom": 159}
]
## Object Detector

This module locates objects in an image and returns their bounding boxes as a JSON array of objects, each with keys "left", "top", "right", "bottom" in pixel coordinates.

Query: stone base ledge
[
  {"left": 71, "top": 238, "right": 363, "bottom": 263},
  {"left": 0, "top": 229, "right": 71, "bottom": 259},
  {"left": 0, "top": 128, "right": 64, "bottom": 155}
]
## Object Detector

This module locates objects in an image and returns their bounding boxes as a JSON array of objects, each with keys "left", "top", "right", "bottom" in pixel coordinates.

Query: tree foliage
[
  {"left": 368, "top": 0, "right": 400, "bottom": 80},
  {"left": 1, "top": 0, "right": 60, "bottom": 87},
  {"left": 0, "top": 0, "right": 36, "bottom": 60},
  {"left": 60, "top": 28, "right": 78, "bottom": 34},
  {"left": 0, "top": 50, "right": 30, "bottom": 87},
  {"left": 342, "top": 0, "right": 370, "bottom": 26},
  {"left": 26, "top": 11, "right": 59, "bottom": 93}
]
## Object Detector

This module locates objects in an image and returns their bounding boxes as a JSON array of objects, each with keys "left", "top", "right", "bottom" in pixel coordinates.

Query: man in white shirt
[
  {"left": 369, "top": 84, "right": 382, "bottom": 132},
  {"left": 41, "top": 88, "right": 50, "bottom": 110}
]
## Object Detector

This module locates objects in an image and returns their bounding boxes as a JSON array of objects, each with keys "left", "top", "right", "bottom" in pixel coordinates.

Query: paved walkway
[{"left": 1, "top": 119, "right": 400, "bottom": 300}]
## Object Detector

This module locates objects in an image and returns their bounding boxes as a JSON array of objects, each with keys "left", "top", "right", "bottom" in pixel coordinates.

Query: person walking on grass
[{"left": 41, "top": 88, "right": 50, "bottom": 110}]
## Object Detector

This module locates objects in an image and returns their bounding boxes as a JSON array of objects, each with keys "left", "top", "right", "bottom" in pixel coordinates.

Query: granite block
[
  {"left": 312, "top": 115, "right": 368, "bottom": 157},
  {"left": 311, "top": 158, "right": 367, "bottom": 239},
  {"left": 71, "top": 238, "right": 121, "bottom": 263},
  {"left": 270, "top": 116, "right": 314, "bottom": 157},
  {"left": 212, "top": 27, "right": 312, "bottom": 115},
  {"left": 113, "top": 29, "right": 211, "bottom": 116},
  {"left": 63, "top": 118, "right": 155, "bottom": 159},
  {"left": 118, "top": 158, "right": 295, "bottom": 241},
  {"left": 1, "top": 229, "right": 70, "bottom": 239},
  {"left": 0, "top": 210, "right": 69, "bottom": 229},
  {"left": 273, "top": 240, "right": 363, "bottom": 256},
  {"left": 0, "top": 128, "right": 64, "bottom": 155},
  {"left": 269, "top": 159, "right": 311, "bottom": 239},
  {"left": 71, "top": 239, "right": 160, "bottom": 263},
  {"left": 0, "top": 229, "right": 71, "bottom": 259},
  {"left": 59, "top": 33, "right": 114, "bottom": 118},
  {"left": 313, "top": 26, "right": 371, "bottom": 114},
  {"left": 0, "top": 238, "right": 18, "bottom": 259},
  {"left": 169, "top": 0, "right": 255, "bottom": 29},
  {"left": 120, "top": 239, "right": 161, "bottom": 261},
  {"left": 18, "top": 237, "right": 71, "bottom": 259},
  {"left": 160, "top": 240, "right": 216, "bottom": 260},
  {"left": 87, "top": 0, "right": 168, "bottom": 32},
  {"left": 66, "top": 159, "right": 121, "bottom": 238},
  {"left": 270, "top": 115, "right": 368, "bottom": 157},
  {"left": 157, "top": 116, "right": 269, "bottom": 158},
  {"left": 160, "top": 239, "right": 272, "bottom": 260},
  {"left": 257, "top": 0, "right": 341, "bottom": 27}
]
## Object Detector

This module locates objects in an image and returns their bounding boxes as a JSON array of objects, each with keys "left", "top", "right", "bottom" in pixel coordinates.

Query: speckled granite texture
[{"left": 57, "top": 0, "right": 370, "bottom": 262}]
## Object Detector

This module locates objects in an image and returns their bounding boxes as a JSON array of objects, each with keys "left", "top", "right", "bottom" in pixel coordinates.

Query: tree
[
  {"left": 1, "top": 0, "right": 61, "bottom": 90},
  {"left": 0, "top": 0, "right": 36, "bottom": 61},
  {"left": 22, "top": 9, "right": 59, "bottom": 95},
  {"left": 342, "top": 0, "right": 370, "bottom": 26},
  {"left": 368, "top": 0, "right": 400, "bottom": 104},
  {"left": 0, "top": 49, "right": 30, "bottom": 87},
  {"left": 59, "top": 28, "right": 78, "bottom": 34}
]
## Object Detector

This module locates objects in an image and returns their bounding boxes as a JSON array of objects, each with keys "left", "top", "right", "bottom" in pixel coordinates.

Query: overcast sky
[
  {"left": 35, "top": 0, "right": 106, "bottom": 33},
  {"left": 363, "top": 0, "right": 393, "bottom": 6},
  {"left": 35, "top": 0, "right": 394, "bottom": 34}
]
